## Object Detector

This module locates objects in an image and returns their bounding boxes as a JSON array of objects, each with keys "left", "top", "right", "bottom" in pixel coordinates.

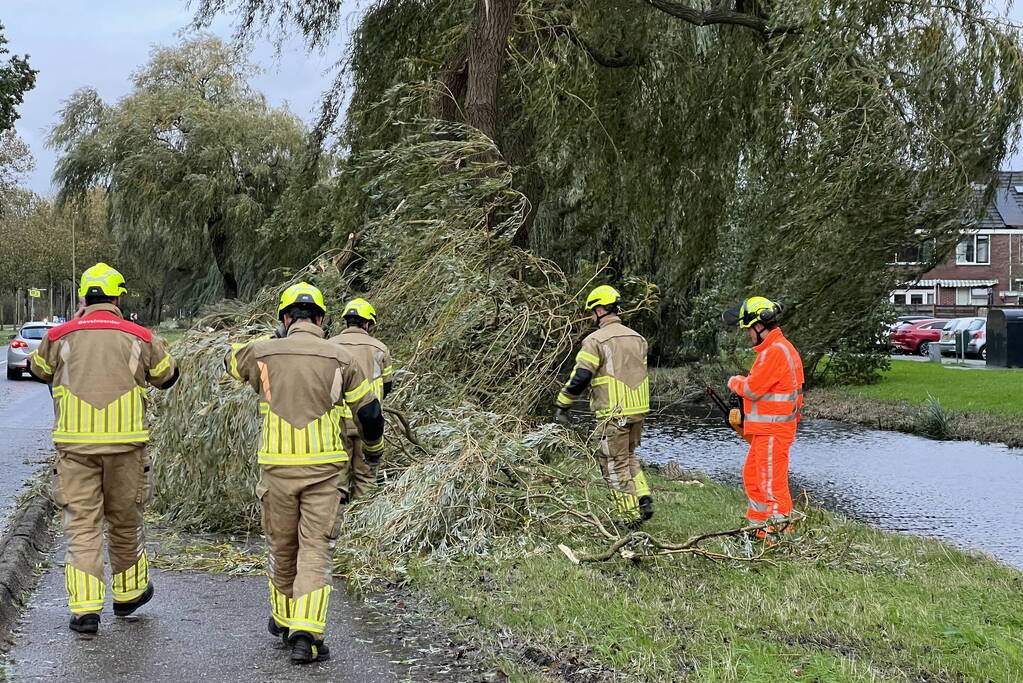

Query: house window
[
  {"left": 892, "top": 294, "right": 906, "bottom": 305},
  {"left": 955, "top": 235, "right": 990, "bottom": 265},
  {"left": 889, "top": 239, "right": 934, "bottom": 265},
  {"left": 956, "top": 287, "right": 990, "bottom": 306},
  {"left": 910, "top": 293, "right": 924, "bottom": 305}
]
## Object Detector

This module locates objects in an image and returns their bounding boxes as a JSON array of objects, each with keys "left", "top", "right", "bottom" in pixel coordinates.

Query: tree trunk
[
  {"left": 207, "top": 216, "right": 239, "bottom": 299},
  {"left": 464, "top": 0, "right": 519, "bottom": 146}
]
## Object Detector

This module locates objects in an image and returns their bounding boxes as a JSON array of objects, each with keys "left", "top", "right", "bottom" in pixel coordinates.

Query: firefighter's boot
[
  {"left": 69, "top": 613, "right": 100, "bottom": 634},
  {"left": 113, "top": 582, "right": 154, "bottom": 617},
  {"left": 268, "top": 616, "right": 289, "bottom": 643},
  {"left": 290, "top": 631, "right": 330, "bottom": 664},
  {"left": 638, "top": 495, "right": 654, "bottom": 521}
]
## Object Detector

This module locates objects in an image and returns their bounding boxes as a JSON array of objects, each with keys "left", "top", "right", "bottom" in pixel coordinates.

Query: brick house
[{"left": 891, "top": 172, "right": 1023, "bottom": 317}]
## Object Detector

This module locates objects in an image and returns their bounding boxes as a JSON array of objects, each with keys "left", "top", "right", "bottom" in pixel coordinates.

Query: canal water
[{"left": 640, "top": 408, "right": 1023, "bottom": 570}]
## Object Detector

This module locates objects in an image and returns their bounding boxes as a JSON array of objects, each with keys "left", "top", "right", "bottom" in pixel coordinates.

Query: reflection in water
[{"left": 640, "top": 409, "right": 1023, "bottom": 569}]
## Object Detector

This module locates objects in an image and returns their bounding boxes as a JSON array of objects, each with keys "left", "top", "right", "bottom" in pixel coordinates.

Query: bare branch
[{"left": 642, "top": 0, "right": 802, "bottom": 36}]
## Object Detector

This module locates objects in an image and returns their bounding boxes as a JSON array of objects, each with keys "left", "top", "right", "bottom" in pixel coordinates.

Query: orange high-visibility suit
[{"left": 727, "top": 328, "right": 804, "bottom": 523}]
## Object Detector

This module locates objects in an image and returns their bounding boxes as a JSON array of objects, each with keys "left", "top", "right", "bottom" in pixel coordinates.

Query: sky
[
  {"left": 4, "top": 0, "right": 360, "bottom": 195},
  {"left": 5, "top": 1, "right": 1023, "bottom": 195}
]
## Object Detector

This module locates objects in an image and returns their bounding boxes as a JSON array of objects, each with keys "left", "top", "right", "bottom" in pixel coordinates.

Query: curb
[{"left": 0, "top": 489, "right": 54, "bottom": 646}]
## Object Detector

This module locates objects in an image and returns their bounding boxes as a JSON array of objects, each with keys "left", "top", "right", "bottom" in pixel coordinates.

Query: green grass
[
  {"left": 842, "top": 360, "right": 1023, "bottom": 417},
  {"left": 157, "top": 329, "right": 187, "bottom": 346},
  {"left": 412, "top": 472, "right": 1023, "bottom": 682}
]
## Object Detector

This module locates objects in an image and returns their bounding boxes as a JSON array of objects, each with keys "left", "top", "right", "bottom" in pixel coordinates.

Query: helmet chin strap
[{"left": 751, "top": 322, "right": 769, "bottom": 344}]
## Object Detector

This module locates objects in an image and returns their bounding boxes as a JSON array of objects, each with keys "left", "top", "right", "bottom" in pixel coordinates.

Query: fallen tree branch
[
  {"left": 559, "top": 515, "right": 804, "bottom": 564},
  {"left": 384, "top": 406, "right": 426, "bottom": 450}
]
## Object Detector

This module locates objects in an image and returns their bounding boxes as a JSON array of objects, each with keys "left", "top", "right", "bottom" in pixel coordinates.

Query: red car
[{"left": 890, "top": 319, "right": 949, "bottom": 356}]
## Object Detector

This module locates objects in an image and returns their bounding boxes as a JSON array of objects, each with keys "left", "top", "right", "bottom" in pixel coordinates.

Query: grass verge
[
  {"left": 807, "top": 360, "right": 1023, "bottom": 447},
  {"left": 411, "top": 470, "right": 1023, "bottom": 682}
]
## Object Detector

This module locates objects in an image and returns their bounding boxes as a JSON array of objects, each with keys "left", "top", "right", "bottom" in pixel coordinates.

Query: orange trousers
[{"left": 742, "top": 434, "right": 793, "bottom": 523}]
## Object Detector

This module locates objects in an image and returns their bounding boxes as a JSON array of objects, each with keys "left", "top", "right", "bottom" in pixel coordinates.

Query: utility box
[{"left": 986, "top": 309, "right": 1023, "bottom": 368}]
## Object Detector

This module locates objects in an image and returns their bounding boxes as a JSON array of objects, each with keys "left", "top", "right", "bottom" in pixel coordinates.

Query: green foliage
[
  {"left": 307, "top": 0, "right": 1023, "bottom": 382},
  {"left": 911, "top": 395, "right": 957, "bottom": 441},
  {"left": 0, "top": 23, "right": 36, "bottom": 132},
  {"left": 151, "top": 121, "right": 585, "bottom": 532},
  {"left": 49, "top": 36, "right": 311, "bottom": 305}
]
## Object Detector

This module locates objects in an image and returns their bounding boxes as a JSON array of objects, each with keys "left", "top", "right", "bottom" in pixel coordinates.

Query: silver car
[
  {"left": 937, "top": 317, "right": 985, "bottom": 358},
  {"left": 5, "top": 322, "right": 58, "bottom": 380}
]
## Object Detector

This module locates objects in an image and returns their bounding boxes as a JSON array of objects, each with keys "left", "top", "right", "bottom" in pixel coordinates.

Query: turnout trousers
[
  {"left": 597, "top": 416, "right": 651, "bottom": 522},
  {"left": 345, "top": 431, "right": 380, "bottom": 501},
  {"left": 743, "top": 434, "right": 794, "bottom": 523},
  {"left": 52, "top": 447, "right": 152, "bottom": 615},
  {"left": 259, "top": 463, "right": 347, "bottom": 637}
]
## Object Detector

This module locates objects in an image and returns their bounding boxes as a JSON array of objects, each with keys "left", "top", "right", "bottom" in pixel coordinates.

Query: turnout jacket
[
  {"left": 556, "top": 315, "right": 650, "bottom": 418},
  {"left": 728, "top": 327, "right": 804, "bottom": 438},
  {"left": 328, "top": 326, "right": 393, "bottom": 436},
  {"left": 225, "top": 321, "right": 385, "bottom": 465},
  {"left": 29, "top": 303, "right": 178, "bottom": 454}
]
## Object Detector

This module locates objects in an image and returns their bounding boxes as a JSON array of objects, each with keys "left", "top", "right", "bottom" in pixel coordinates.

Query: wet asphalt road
[
  {"left": 8, "top": 550, "right": 407, "bottom": 682},
  {"left": 0, "top": 348, "right": 54, "bottom": 528}
]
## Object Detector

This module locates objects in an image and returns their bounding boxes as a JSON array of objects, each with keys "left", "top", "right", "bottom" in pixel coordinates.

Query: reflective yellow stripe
[
  {"left": 149, "top": 353, "right": 172, "bottom": 378},
  {"left": 269, "top": 581, "right": 293, "bottom": 628},
  {"left": 591, "top": 376, "right": 611, "bottom": 386},
  {"left": 576, "top": 350, "right": 600, "bottom": 366},
  {"left": 344, "top": 378, "right": 371, "bottom": 404},
  {"left": 30, "top": 351, "right": 52, "bottom": 374},
  {"left": 228, "top": 343, "right": 245, "bottom": 380},
  {"left": 597, "top": 376, "right": 650, "bottom": 418},
  {"left": 555, "top": 392, "right": 574, "bottom": 408},
  {"left": 52, "top": 387, "right": 148, "bottom": 443},
  {"left": 381, "top": 365, "right": 394, "bottom": 377},
  {"left": 111, "top": 552, "right": 150, "bottom": 602},
  {"left": 257, "top": 406, "right": 348, "bottom": 464},
  {"left": 363, "top": 440, "right": 384, "bottom": 454},
  {"left": 371, "top": 377, "right": 385, "bottom": 401},
  {"left": 65, "top": 565, "right": 105, "bottom": 613},
  {"left": 258, "top": 452, "right": 349, "bottom": 466},
  {"left": 291, "top": 586, "right": 332, "bottom": 634}
]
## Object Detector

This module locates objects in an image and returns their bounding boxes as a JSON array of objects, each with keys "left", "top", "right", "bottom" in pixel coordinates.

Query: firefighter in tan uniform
[
  {"left": 328, "top": 298, "right": 393, "bottom": 500},
  {"left": 225, "top": 283, "right": 385, "bottom": 665},
  {"left": 554, "top": 286, "right": 653, "bottom": 525},
  {"left": 29, "top": 263, "right": 179, "bottom": 634}
]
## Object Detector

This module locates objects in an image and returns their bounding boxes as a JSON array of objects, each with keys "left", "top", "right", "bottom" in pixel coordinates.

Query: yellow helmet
[
  {"left": 278, "top": 282, "right": 327, "bottom": 319},
  {"left": 585, "top": 285, "right": 621, "bottom": 311},
  {"left": 78, "top": 262, "right": 127, "bottom": 298},
  {"left": 737, "top": 296, "right": 782, "bottom": 329},
  {"left": 342, "top": 298, "right": 377, "bottom": 323}
]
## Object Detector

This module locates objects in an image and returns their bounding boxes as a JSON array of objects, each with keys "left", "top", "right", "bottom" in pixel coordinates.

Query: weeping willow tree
[
  {"left": 48, "top": 36, "right": 314, "bottom": 305},
  {"left": 200, "top": 0, "right": 1023, "bottom": 380}
]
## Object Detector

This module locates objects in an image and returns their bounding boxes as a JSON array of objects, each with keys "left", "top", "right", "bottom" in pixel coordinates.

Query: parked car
[
  {"left": 937, "top": 317, "right": 986, "bottom": 358},
  {"left": 5, "top": 322, "right": 57, "bottom": 380},
  {"left": 890, "top": 319, "right": 949, "bottom": 356}
]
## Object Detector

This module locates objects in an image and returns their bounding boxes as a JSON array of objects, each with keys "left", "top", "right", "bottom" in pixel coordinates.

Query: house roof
[{"left": 974, "top": 171, "right": 1023, "bottom": 228}]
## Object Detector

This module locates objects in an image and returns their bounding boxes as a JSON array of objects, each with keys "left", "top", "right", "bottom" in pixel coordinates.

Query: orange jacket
[{"left": 727, "top": 328, "right": 804, "bottom": 438}]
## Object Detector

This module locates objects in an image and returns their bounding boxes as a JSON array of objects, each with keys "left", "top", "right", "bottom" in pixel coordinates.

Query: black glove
[
  {"left": 273, "top": 323, "right": 287, "bottom": 339},
  {"left": 728, "top": 392, "right": 742, "bottom": 409},
  {"left": 553, "top": 406, "right": 571, "bottom": 425}
]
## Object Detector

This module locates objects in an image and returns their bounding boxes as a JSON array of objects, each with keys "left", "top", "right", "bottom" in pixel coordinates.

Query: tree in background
[
  {"left": 0, "top": 22, "right": 36, "bottom": 133},
  {"left": 49, "top": 36, "right": 311, "bottom": 302},
  {"left": 196, "top": 0, "right": 1023, "bottom": 381}
]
